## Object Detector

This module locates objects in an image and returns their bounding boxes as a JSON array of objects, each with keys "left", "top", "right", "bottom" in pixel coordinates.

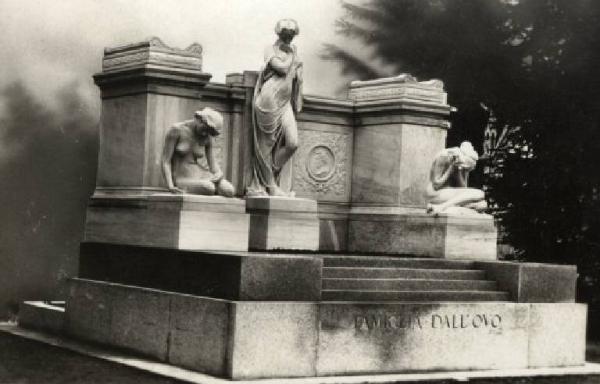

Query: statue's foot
[
  {"left": 267, "top": 186, "right": 295, "bottom": 197},
  {"left": 426, "top": 203, "right": 444, "bottom": 216},
  {"left": 246, "top": 189, "right": 268, "bottom": 197},
  {"left": 215, "top": 179, "right": 235, "bottom": 197},
  {"left": 466, "top": 200, "right": 488, "bottom": 213},
  {"left": 267, "top": 185, "right": 289, "bottom": 197}
]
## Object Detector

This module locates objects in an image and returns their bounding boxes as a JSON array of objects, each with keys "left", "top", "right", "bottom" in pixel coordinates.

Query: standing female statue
[
  {"left": 425, "top": 141, "right": 488, "bottom": 215},
  {"left": 247, "top": 19, "right": 303, "bottom": 197},
  {"left": 161, "top": 107, "right": 234, "bottom": 197}
]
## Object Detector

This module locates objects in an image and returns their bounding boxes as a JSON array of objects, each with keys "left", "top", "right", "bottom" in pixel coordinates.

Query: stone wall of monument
[{"left": 93, "top": 38, "right": 453, "bottom": 252}]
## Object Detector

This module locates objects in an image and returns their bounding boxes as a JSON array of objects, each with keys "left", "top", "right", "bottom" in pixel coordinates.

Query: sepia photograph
[{"left": 0, "top": 0, "right": 599, "bottom": 383}]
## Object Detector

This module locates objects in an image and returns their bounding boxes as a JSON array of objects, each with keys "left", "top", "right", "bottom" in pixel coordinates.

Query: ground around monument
[
  {"left": 1, "top": 323, "right": 600, "bottom": 384},
  {"left": 0, "top": 328, "right": 177, "bottom": 384}
]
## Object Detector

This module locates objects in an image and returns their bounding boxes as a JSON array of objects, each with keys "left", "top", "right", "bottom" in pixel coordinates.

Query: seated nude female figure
[
  {"left": 425, "top": 141, "right": 487, "bottom": 215},
  {"left": 161, "top": 108, "right": 234, "bottom": 197}
]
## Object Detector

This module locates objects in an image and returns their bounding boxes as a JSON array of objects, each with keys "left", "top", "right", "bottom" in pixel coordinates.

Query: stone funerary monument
[{"left": 19, "top": 32, "right": 586, "bottom": 380}]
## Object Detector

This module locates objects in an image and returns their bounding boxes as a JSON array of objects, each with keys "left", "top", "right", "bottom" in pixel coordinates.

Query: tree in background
[
  {"left": 0, "top": 83, "right": 98, "bottom": 319},
  {"left": 324, "top": 0, "right": 600, "bottom": 308}
]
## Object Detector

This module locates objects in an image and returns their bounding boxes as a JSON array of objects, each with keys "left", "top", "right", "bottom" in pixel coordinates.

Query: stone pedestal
[
  {"left": 85, "top": 194, "right": 249, "bottom": 251},
  {"left": 246, "top": 197, "right": 319, "bottom": 251},
  {"left": 348, "top": 207, "right": 497, "bottom": 260},
  {"left": 93, "top": 37, "right": 215, "bottom": 196},
  {"left": 350, "top": 75, "right": 451, "bottom": 208},
  {"left": 78, "top": 243, "right": 322, "bottom": 301},
  {"left": 64, "top": 278, "right": 587, "bottom": 380}
]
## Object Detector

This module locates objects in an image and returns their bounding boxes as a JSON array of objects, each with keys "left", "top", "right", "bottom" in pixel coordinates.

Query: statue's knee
[
  {"left": 196, "top": 180, "right": 216, "bottom": 195},
  {"left": 217, "top": 180, "right": 235, "bottom": 197}
]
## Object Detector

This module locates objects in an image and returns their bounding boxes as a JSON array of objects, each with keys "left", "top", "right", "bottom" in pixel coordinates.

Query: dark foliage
[
  {"left": 325, "top": 0, "right": 600, "bottom": 305},
  {"left": 0, "top": 82, "right": 98, "bottom": 318}
]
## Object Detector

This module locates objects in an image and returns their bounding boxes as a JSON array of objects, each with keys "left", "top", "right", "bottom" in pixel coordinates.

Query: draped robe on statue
[{"left": 247, "top": 43, "right": 303, "bottom": 196}]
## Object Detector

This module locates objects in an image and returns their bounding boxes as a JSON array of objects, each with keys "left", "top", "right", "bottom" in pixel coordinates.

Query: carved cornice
[
  {"left": 93, "top": 66, "right": 212, "bottom": 98},
  {"left": 349, "top": 74, "right": 449, "bottom": 108},
  {"left": 101, "top": 37, "right": 205, "bottom": 74}
]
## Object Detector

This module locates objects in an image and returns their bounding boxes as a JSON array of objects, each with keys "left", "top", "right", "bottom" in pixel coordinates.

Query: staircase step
[
  {"left": 321, "top": 256, "right": 476, "bottom": 270},
  {"left": 321, "top": 290, "right": 510, "bottom": 302},
  {"left": 322, "top": 278, "right": 497, "bottom": 291},
  {"left": 323, "top": 267, "right": 486, "bottom": 280}
]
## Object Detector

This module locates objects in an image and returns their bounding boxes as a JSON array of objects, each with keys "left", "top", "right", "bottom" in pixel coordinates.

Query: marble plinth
[
  {"left": 246, "top": 196, "right": 319, "bottom": 251},
  {"left": 64, "top": 279, "right": 586, "bottom": 380},
  {"left": 84, "top": 194, "right": 249, "bottom": 252},
  {"left": 348, "top": 207, "right": 497, "bottom": 260}
]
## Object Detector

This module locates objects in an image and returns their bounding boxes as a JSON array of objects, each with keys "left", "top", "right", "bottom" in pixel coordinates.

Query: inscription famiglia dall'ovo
[{"left": 355, "top": 313, "right": 502, "bottom": 332}]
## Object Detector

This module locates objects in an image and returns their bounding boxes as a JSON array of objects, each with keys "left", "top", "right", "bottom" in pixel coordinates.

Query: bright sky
[{"left": 0, "top": 0, "right": 353, "bottom": 116}]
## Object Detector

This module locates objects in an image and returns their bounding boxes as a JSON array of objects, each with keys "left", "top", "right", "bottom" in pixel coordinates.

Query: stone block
[
  {"left": 94, "top": 38, "right": 212, "bottom": 195},
  {"left": 168, "top": 294, "right": 231, "bottom": 376},
  {"left": 228, "top": 302, "right": 318, "bottom": 379},
  {"left": 79, "top": 242, "right": 241, "bottom": 299},
  {"left": 178, "top": 210, "right": 249, "bottom": 251},
  {"left": 350, "top": 75, "right": 451, "bottom": 209},
  {"left": 316, "top": 302, "right": 529, "bottom": 375},
  {"left": 292, "top": 123, "right": 353, "bottom": 203},
  {"left": 348, "top": 75, "right": 448, "bottom": 105},
  {"left": 18, "top": 301, "right": 64, "bottom": 334},
  {"left": 238, "top": 255, "right": 322, "bottom": 301},
  {"left": 246, "top": 196, "right": 319, "bottom": 251},
  {"left": 96, "top": 95, "right": 150, "bottom": 189},
  {"left": 528, "top": 303, "right": 587, "bottom": 368},
  {"left": 85, "top": 194, "right": 249, "bottom": 252},
  {"left": 519, "top": 263, "right": 578, "bottom": 302},
  {"left": 353, "top": 124, "right": 448, "bottom": 207},
  {"left": 65, "top": 279, "right": 172, "bottom": 360},
  {"left": 348, "top": 208, "right": 497, "bottom": 260},
  {"left": 101, "top": 37, "right": 205, "bottom": 73},
  {"left": 64, "top": 279, "right": 320, "bottom": 379},
  {"left": 79, "top": 243, "right": 322, "bottom": 301},
  {"left": 110, "top": 285, "right": 171, "bottom": 360},
  {"left": 476, "top": 261, "right": 577, "bottom": 302},
  {"left": 64, "top": 279, "right": 113, "bottom": 344},
  {"left": 63, "top": 279, "right": 587, "bottom": 379}
]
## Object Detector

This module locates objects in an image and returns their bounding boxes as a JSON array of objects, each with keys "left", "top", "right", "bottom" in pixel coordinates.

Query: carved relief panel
[{"left": 293, "top": 128, "right": 352, "bottom": 202}]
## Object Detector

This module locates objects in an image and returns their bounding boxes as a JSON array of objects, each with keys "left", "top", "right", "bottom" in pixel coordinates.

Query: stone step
[
  {"left": 321, "top": 256, "right": 476, "bottom": 270},
  {"left": 322, "top": 267, "right": 486, "bottom": 280},
  {"left": 321, "top": 289, "right": 511, "bottom": 302},
  {"left": 322, "top": 278, "right": 498, "bottom": 292}
]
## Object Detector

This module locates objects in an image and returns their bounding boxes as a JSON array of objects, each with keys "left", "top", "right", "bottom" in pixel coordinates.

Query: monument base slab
[
  {"left": 79, "top": 243, "right": 322, "bottom": 301},
  {"left": 63, "top": 279, "right": 586, "bottom": 380},
  {"left": 348, "top": 207, "right": 497, "bottom": 260},
  {"left": 84, "top": 193, "right": 249, "bottom": 252},
  {"left": 246, "top": 196, "right": 319, "bottom": 251}
]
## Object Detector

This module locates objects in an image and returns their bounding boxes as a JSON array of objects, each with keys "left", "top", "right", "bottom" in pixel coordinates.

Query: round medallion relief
[{"left": 306, "top": 145, "right": 336, "bottom": 181}]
